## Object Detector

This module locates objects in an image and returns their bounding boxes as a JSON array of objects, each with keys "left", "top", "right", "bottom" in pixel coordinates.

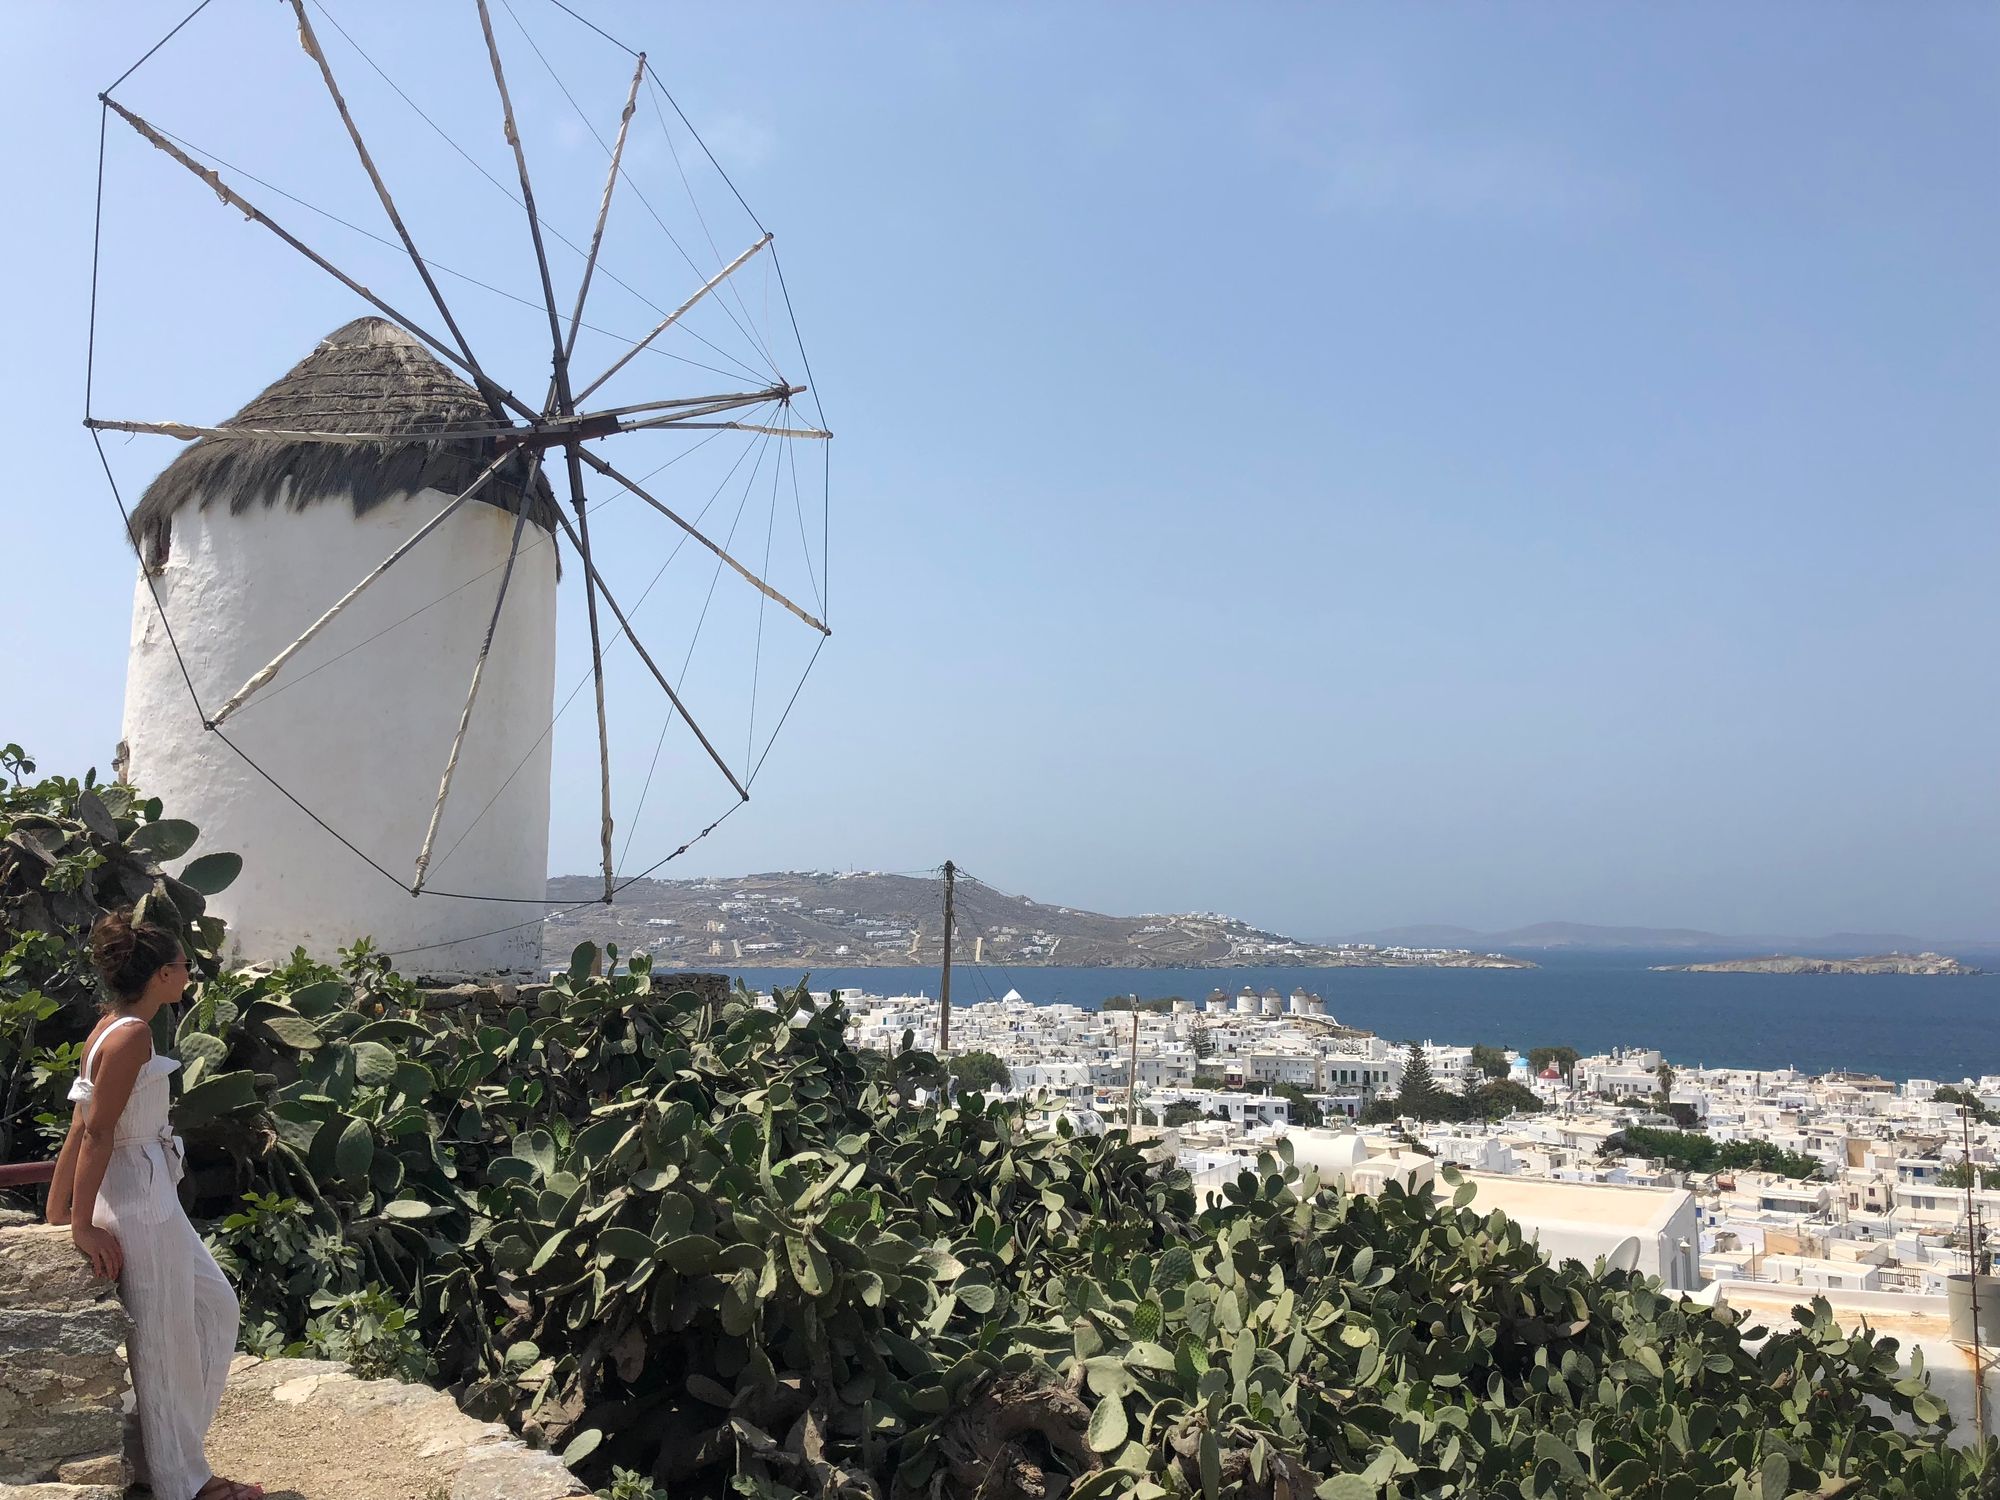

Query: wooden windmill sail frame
[{"left": 85, "top": 0, "right": 831, "bottom": 925}]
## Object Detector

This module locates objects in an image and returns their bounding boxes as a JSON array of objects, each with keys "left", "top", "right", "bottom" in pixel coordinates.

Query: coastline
[
  {"left": 1649, "top": 953, "right": 1983, "bottom": 977},
  {"left": 685, "top": 953, "right": 1539, "bottom": 971},
  {"left": 722, "top": 950, "right": 2000, "bottom": 1082}
]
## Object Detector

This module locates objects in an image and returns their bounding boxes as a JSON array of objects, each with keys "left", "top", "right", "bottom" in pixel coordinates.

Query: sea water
[{"left": 726, "top": 949, "right": 1999, "bottom": 1083}]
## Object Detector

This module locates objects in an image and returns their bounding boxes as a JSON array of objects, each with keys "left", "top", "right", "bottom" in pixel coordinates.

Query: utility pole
[
  {"left": 938, "top": 860, "right": 955, "bottom": 1056},
  {"left": 1127, "top": 1006, "right": 1141, "bottom": 1130},
  {"left": 1966, "top": 1101, "right": 1987, "bottom": 1444}
]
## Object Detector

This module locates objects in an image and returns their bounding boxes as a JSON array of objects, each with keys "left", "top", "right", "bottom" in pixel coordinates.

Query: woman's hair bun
[{"left": 89, "top": 907, "right": 181, "bottom": 1002}]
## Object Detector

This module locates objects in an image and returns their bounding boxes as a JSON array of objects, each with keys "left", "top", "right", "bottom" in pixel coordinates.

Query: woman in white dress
[{"left": 46, "top": 909, "right": 264, "bottom": 1500}]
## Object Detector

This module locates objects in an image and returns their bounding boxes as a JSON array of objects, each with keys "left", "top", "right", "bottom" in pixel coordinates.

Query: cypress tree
[{"left": 1399, "top": 1042, "right": 1441, "bottom": 1114}]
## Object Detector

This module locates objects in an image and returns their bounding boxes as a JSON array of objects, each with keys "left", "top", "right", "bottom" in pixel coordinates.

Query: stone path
[{"left": 202, "top": 1358, "right": 585, "bottom": 1500}]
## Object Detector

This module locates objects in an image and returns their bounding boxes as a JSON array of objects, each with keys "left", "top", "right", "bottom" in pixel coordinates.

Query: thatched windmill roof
[{"left": 131, "top": 317, "right": 557, "bottom": 560}]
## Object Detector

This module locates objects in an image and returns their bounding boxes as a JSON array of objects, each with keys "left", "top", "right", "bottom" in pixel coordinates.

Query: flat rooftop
[{"left": 1465, "top": 1172, "right": 1692, "bottom": 1235}]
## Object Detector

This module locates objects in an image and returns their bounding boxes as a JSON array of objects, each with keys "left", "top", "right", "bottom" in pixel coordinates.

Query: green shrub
[
  {"left": 296, "top": 1284, "right": 431, "bottom": 1382},
  {"left": 1608, "top": 1126, "right": 1824, "bottom": 1182},
  {"left": 128, "top": 941, "right": 1994, "bottom": 1499},
  {"left": 1, "top": 762, "right": 1988, "bottom": 1500},
  {"left": 0, "top": 743, "right": 239, "bottom": 1161}
]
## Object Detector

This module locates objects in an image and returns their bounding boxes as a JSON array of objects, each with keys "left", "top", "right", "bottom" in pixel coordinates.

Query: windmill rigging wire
[
  {"left": 766, "top": 248, "right": 830, "bottom": 616},
  {"left": 150, "top": 124, "right": 764, "bottom": 388},
  {"left": 533, "top": 5, "right": 831, "bottom": 619},
  {"left": 232, "top": 426, "right": 734, "bottom": 717},
  {"left": 536, "top": 0, "right": 784, "bottom": 254},
  {"left": 381, "top": 798, "right": 742, "bottom": 960},
  {"left": 88, "top": 105, "right": 207, "bottom": 719},
  {"left": 86, "top": 1, "right": 830, "bottom": 922},
  {"left": 645, "top": 63, "right": 768, "bottom": 236},
  {"left": 102, "top": 0, "right": 216, "bottom": 97},
  {"left": 85, "top": 108, "right": 106, "bottom": 418},
  {"left": 439, "top": 428, "right": 773, "bottom": 874},
  {"left": 644, "top": 71, "right": 783, "bottom": 381},
  {"left": 744, "top": 417, "right": 784, "bottom": 778},
  {"left": 746, "top": 633, "right": 825, "bottom": 788},
  {"left": 87, "top": 433, "right": 206, "bottom": 721},
  {"left": 784, "top": 421, "right": 825, "bottom": 616},
  {"left": 543, "top": 0, "right": 636, "bottom": 57},
  {"left": 498, "top": 0, "right": 779, "bottom": 384},
  {"left": 310, "top": 0, "right": 768, "bottom": 387},
  {"left": 615, "top": 430, "right": 775, "bottom": 870}
]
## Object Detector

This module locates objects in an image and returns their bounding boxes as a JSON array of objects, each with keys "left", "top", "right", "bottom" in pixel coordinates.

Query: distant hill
[
  {"left": 1346, "top": 921, "right": 1999, "bottom": 954},
  {"left": 1350, "top": 921, "right": 1739, "bottom": 951},
  {"left": 1652, "top": 953, "right": 1985, "bottom": 977},
  {"left": 543, "top": 872, "right": 1535, "bottom": 971}
]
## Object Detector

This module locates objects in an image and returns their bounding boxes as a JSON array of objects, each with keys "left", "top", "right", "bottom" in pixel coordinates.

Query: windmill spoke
[
  {"left": 574, "top": 232, "right": 774, "bottom": 405},
  {"left": 85, "top": 416, "right": 518, "bottom": 445},
  {"left": 558, "top": 445, "right": 618, "bottom": 900},
  {"left": 581, "top": 386, "right": 799, "bottom": 422},
  {"left": 101, "top": 97, "right": 542, "bottom": 428},
  {"left": 208, "top": 448, "right": 524, "bottom": 726},
  {"left": 548, "top": 487, "right": 752, "bottom": 802},
  {"left": 565, "top": 53, "right": 649, "bottom": 365},
  {"left": 412, "top": 453, "right": 544, "bottom": 894},
  {"left": 578, "top": 449, "right": 830, "bottom": 637},
  {"left": 615, "top": 418, "right": 831, "bottom": 440},
  {"left": 473, "top": 0, "right": 576, "bottom": 425},
  {"left": 286, "top": 0, "right": 509, "bottom": 420}
]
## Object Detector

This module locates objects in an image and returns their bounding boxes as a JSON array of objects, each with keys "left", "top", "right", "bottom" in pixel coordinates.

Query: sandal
[{"left": 194, "top": 1479, "right": 265, "bottom": 1500}]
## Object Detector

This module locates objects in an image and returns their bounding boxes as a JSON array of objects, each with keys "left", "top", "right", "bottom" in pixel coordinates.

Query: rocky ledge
[
  {"left": 204, "top": 1357, "right": 585, "bottom": 1500},
  {"left": 0, "top": 1214, "right": 582, "bottom": 1500}
]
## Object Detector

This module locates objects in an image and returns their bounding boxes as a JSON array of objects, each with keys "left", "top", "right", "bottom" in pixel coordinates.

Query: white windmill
[{"left": 88, "top": 1, "right": 832, "bottom": 974}]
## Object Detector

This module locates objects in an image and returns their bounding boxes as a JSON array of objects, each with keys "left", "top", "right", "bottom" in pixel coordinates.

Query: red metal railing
[{"left": 0, "top": 1161, "right": 57, "bottom": 1189}]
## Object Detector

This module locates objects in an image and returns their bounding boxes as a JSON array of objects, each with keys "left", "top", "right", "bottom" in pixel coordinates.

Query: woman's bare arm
[
  {"left": 69, "top": 1025, "right": 148, "bottom": 1280},
  {"left": 46, "top": 1109, "right": 83, "bottom": 1225}
]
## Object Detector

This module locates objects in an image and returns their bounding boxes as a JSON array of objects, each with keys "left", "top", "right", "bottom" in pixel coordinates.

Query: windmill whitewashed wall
[{"left": 120, "top": 318, "right": 558, "bottom": 974}]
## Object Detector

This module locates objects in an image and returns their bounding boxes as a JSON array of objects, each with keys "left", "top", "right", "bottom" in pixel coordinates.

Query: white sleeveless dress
[{"left": 70, "top": 1014, "right": 240, "bottom": 1500}]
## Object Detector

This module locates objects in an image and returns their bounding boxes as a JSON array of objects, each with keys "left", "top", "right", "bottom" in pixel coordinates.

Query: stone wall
[
  {"left": 0, "top": 1218, "right": 130, "bottom": 1496},
  {"left": 0, "top": 1215, "right": 583, "bottom": 1500}
]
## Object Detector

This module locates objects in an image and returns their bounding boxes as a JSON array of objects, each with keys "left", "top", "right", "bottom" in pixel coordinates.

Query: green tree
[
  {"left": 1191, "top": 1023, "right": 1214, "bottom": 1060},
  {"left": 1374, "top": 1046, "right": 1479, "bottom": 1124},
  {"left": 1399, "top": 1043, "right": 1442, "bottom": 1114},
  {"left": 1469, "top": 1043, "right": 1510, "bottom": 1081},
  {"left": 1937, "top": 1085, "right": 1997, "bottom": 1125},
  {"left": 947, "top": 1049, "right": 1011, "bottom": 1092},
  {"left": 1609, "top": 1125, "right": 1824, "bottom": 1181},
  {"left": 1938, "top": 1161, "right": 2000, "bottom": 1190},
  {"left": 1468, "top": 1079, "right": 1545, "bottom": 1120},
  {"left": 1268, "top": 1082, "right": 1322, "bottom": 1128},
  {"left": 1160, "top": 1101, "right": 1208, "bottom": 1128}
]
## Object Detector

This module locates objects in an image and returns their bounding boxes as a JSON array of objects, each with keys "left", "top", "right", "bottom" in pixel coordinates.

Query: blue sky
[{"left": 4, "top": 3, "right": 1996, "bottom": 941}]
